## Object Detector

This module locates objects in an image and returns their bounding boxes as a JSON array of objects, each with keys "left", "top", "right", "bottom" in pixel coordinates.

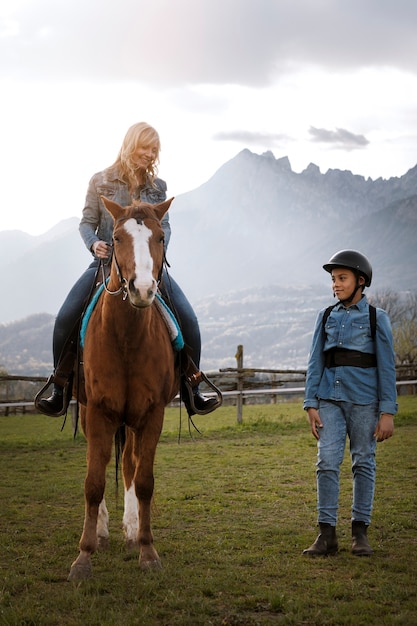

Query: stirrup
[
  {"left": 183, "top": 371, "right": 223, "bottom": 415},
  {"left": 34, "top": 374, "right": 72, "bottom": 417}
]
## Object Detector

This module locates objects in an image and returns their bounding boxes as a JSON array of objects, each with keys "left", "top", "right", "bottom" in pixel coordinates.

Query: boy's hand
[
  {"left": 306, "top": 407, "right": 323, "bottom": 441},
  {"left": 374, "top": 413, "right": 394, "bottom": 442}
]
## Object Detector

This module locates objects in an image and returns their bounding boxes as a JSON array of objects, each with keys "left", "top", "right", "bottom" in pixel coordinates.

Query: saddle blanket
[{"left": 80, "top": 282, "right": 184, "bottom": 352}]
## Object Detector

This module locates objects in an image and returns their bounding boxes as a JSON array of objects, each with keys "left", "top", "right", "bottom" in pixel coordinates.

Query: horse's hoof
[
  {"left": 67, "top": 561, "right": 93, "bottom": 581},
  {"left": 139, "top": 558, "right": 162, "bottom": 572}
]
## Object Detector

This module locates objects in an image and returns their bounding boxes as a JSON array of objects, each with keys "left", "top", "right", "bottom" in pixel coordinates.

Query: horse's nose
[{"left": 128, "top": 277, "right": 157, "bottom": 306}]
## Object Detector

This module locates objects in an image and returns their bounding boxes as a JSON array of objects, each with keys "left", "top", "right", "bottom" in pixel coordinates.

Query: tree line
[{"left": 369, "top": 290, "right": 417, "bottom": 365}]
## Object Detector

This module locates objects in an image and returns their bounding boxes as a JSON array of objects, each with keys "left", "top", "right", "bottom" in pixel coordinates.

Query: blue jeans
[
  {"left": 53, "top": 262, "right": 201, "bottom": 368},
  {"left": 316, "top": 399, "right": 379, "bottom": 526}
]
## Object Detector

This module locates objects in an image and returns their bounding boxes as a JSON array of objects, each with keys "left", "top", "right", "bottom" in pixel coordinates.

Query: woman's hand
[
  {"left": 92, "top": 240, "right": 111, "bottom": 259},
  {"left": 306, "top": 407, "right": 323, "bottom": 440}
]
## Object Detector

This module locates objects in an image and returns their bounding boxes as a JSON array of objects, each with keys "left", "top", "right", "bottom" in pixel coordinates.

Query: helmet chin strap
[{"left": 335, "top": 278, "right": 363, "bottom": 305}]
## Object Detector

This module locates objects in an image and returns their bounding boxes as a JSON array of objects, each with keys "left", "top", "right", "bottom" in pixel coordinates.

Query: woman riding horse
[
  {"left": 37, "top": 122, "right": 220, "bottom": 418},
  {"left": 68, "top": 196, "right": 183, "bottom": 579}
]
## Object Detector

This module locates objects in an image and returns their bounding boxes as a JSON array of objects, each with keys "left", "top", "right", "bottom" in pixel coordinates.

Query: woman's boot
[
  {"left": 180, "top": 377, "right": 221, "bottom": 416},
  {"left": 36, "top": 384, "right": 65, "bottom": 416},
  {"left": 351, "top": 521, "right": 373, "bottom": 556},
  {"left": 303, "top": 523, "right": 338, "bottom": 556},
  {"left": 180, "top": 350, "right": 222, "bottom": 416}
]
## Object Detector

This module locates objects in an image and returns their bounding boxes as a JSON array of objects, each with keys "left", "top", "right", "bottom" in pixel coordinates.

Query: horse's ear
[
  {"left": 153, "top": 197, "right": 174, "bottom": 222},
  {"left": 101, "top": 196, "right": 125, "bottom": 221}
]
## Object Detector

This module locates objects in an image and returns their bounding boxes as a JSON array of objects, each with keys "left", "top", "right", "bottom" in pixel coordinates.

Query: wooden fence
[{"left": 1, "top": 343, "right": 416, "bottom": 423}]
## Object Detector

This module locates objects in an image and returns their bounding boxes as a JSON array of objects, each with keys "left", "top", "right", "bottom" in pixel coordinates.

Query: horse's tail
[{"left": 114, "top": 425, "right": 126, "bottom": 494}]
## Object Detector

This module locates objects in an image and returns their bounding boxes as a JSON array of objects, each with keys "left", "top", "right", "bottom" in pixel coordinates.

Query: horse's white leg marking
[
  {"left": 97, "top": 498, "right": 109, "bottom": 547},
  {"left": 123, "top": 481, "right": 139, "bottom": 545},
  {"left": 124, "top": 218, "right": 157, "bottom": 302}
]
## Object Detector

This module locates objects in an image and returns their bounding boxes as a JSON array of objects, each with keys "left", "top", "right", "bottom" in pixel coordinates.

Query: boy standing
[{"left": 303, "top": 250, "right": 397, "bottom": 556}]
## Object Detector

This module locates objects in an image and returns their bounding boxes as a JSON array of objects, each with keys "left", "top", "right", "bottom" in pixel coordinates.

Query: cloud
[
  {"left": 1, "top": 0, "right": 417, "bottom": 87},
  {"left": 213, "top": 130, "right": 289, "bottom": 149},
  {"left": 309, "top": 126, "right": 370, "bottom": 150}
]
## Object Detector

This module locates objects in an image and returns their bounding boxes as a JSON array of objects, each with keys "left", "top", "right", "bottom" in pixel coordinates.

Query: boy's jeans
[{"left": 316, "top": 399, "right": 379, "bottom": 526}]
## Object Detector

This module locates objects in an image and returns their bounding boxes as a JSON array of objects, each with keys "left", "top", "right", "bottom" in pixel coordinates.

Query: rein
[{"left": 101, "top": 249, "right": 128, "bottom": 299}]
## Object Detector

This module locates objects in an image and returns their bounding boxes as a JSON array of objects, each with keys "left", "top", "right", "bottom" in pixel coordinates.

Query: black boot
[
  {"left": 303, "top": 522, "right": 338, "bottom": 556},
  {"left": 190, "top": 390, "right": 219, "bottom": 415},
  {"left": 180, "top": 355, "right": 222, "bottom": 417},
  {"left": 352, "top": 521, "right": 373, "bottom": 556},
  {"left": 181, "top": 379, "right": 220, "bottom": 417},
  {"left": 35, "top": 384, "right": 65, "bottom": 417}
]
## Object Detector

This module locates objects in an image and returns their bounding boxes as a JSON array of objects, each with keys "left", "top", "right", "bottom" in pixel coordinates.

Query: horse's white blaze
[
  {"left": 124, "top": 218, "right": 157, "bottom": 302},
  {"left": 123, "top": 481, "right": 139, "bottom": 542}
]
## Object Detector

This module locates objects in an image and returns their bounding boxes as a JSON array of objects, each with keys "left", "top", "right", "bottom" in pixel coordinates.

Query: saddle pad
[
  {"left": 80, "top": 282, "right": 184, "bottom": 351},
  {"left": 154, "top": 294, "right": 184, "bottom": 352}
]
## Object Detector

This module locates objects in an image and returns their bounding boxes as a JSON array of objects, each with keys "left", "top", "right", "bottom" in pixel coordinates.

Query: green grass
[{"left": 0, "top": 397, "right": 416, "bottom": 625}]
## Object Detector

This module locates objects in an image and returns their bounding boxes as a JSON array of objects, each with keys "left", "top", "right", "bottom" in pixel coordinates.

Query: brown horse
[{"left": 68, "top": 196, "right": 180, "bottom": 581}]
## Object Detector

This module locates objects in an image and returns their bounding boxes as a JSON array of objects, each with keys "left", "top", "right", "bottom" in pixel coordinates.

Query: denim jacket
[
  {"left": 79, "top": 165, "right": 171, "bottom": 256},
  {"left": 303, "top": 295, "right": 398, "bottom": 415}
]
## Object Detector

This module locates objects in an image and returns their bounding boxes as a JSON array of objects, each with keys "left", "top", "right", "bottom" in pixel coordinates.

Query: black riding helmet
[{"left": 323, "top": 250, "right": 373, "bottom": 287}]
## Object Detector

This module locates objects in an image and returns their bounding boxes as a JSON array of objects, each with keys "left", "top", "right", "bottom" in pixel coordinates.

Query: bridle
[
  {"left": 101, "top": 246, "right": 128, "bottom": 299},
  {"left": 100, "top": 213, "right": 166, "bottom": 300}
]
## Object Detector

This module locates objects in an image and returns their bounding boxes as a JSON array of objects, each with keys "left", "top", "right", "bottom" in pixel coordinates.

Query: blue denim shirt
[
  {"left": 79, "top": 165, "right": 171, "bottom": 256},
  {"left": 304, "top": 295, "right": 398, "bottom": 415}
]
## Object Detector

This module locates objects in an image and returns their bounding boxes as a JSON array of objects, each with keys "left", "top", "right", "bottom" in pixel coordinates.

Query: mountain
[
  {"left": 0, "top": 150, "right": 416, "bottom": 374},
  {"left": 0, "top": 218, "right": 90, "bottom": 324},
  {"left": 166, "top": 150, "right": 417, "bottom": 299},
  {"left": 0, "top": 286, "right": 331, "bottom": 375},
  {"left": 0, "top": 313, "right": 54, "bottom": 375}
]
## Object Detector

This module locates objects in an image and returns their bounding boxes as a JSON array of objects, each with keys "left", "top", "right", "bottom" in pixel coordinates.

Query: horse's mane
[{"left": 117, "top": 201, "right": 160, "bottom": 225}]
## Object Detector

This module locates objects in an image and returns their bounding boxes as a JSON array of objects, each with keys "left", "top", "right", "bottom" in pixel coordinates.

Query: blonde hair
[{"left": 113, "top": 122, "right": 160, "bottom": 187}]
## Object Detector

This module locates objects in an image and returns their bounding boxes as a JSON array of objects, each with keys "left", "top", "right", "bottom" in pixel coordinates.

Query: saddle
[{"left": 35, "top": 266, "right": 222, "bottom": 417}]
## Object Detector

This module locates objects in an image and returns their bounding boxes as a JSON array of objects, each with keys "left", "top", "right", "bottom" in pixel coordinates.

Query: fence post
[{"left": 235, "top": 345, "right": 243, "bottom": 424}]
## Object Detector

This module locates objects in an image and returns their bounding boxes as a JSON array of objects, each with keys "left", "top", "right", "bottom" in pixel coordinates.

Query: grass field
[{"left": 0, "top": 397, "right": 416, "bottom": 626}]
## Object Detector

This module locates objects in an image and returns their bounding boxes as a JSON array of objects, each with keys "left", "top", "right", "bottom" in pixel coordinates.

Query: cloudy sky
[{"left": 1, "top": 0, "right": 417, "bottom": 234}]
